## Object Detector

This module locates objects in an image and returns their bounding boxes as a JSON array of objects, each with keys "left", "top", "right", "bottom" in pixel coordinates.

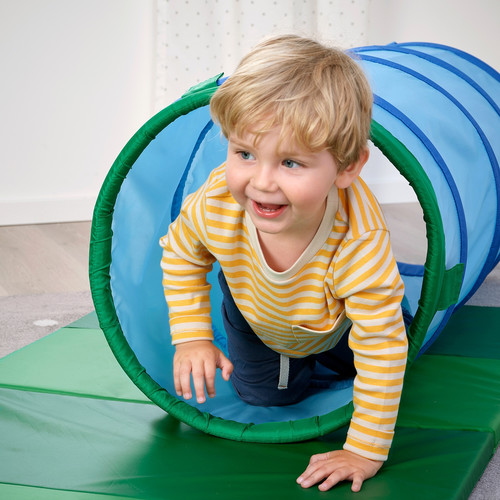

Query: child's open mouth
[{"left": 252, "top": 200, "right": 287, "bottom": 218}]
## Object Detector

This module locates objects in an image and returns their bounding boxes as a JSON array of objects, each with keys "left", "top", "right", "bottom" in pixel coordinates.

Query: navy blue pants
[{"left": 218, "top": 271, "right": 356, "bottom": 407}]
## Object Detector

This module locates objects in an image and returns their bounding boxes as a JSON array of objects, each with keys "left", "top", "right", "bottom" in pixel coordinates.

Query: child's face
[{"left": 226, "top": 125, "right": 353, "bottom": 240}]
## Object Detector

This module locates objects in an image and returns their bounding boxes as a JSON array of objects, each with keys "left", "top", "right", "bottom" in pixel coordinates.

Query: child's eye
[
  {"left": 238, "top": 151, "right": 255, "bottom": 161},
  {"left": 283, "top": 159, "right": 301, "bottom": 169}
]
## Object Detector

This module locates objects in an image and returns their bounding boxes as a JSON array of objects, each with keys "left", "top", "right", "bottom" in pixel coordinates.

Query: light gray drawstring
[{"left": 278, "top": 353, "right": 290, "bottom": 390}]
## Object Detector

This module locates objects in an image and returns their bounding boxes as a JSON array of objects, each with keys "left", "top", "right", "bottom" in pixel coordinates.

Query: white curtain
[{"left": 155, "top": 0, "right": 370, "bottom": 110}]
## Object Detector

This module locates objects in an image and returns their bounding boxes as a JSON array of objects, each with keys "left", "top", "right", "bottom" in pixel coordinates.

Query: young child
[{"left": 160, "top": 34, "right": 408, "bottom": 492}]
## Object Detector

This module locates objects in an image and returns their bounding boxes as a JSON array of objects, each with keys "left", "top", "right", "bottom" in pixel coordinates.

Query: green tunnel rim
[{"left": 89, "top": 77, "right": 446, "bottom": 443}]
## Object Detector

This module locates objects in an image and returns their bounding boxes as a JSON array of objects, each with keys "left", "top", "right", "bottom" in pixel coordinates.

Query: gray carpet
[
  {"left": 0, "top": 266, "right": 499, "bottom": 498},
  {"left": 0, "top": 290, "right": 94, "bottom": 358}
]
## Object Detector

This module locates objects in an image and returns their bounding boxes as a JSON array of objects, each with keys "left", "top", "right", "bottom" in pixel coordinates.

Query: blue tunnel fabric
[
  {"left": 89, "top": 43, "right": 500, "bottom": 442},
  {"left": 354, "top": 42, "right": 500, "bottom": 352}
]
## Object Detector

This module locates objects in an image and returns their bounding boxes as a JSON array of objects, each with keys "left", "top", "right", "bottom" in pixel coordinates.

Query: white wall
[
  {"left": 367, "top": 0, "right": 500, "bottom": 70},
  {"left": 1, "top": 0, "right": 499, "bottom": 224},
  {"left": 0, "top": 0, "right": 155, "bottom": 225},
  {"left": 361, "top": 0, "right": 500, "bottom": 203}
]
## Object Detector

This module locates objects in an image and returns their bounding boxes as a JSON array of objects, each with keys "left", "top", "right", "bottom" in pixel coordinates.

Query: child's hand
[
  {"left": 297, "top": 449, "right": 383, "bottom": 492},
  {"left": 173, "top": 340, "right": 233, "bottom": 404}
]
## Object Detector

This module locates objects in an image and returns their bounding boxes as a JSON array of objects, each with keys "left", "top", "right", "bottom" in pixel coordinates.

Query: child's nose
[{"left": 251, "top": 164, "right": 277, "bottom": 192}]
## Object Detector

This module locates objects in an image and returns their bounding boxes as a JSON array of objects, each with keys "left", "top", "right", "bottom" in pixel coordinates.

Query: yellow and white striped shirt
[{"left": 160, "top": 163, "right": 408, "bottom": 461}]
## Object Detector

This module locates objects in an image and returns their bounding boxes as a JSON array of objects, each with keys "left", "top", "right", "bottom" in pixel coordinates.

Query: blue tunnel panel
[
  {"left": 89, "top": 42, "right": 500, "bottom": 439},
  {"left": 400, "top": 43, "right": 500, "bottom": 95},
  {"left": 110, "top": 107, "right": 226, "bottom": 407},
  {"left": 357, "top": 43, "right": 500, "bottom": 306},
  {"left": 370, "top": 103, "right": 459, "bottom": 341}
]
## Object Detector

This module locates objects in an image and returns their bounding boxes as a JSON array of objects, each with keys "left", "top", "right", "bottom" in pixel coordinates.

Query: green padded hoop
[{"left": 89, "top": 75, "right": 447, "bottom": 442}]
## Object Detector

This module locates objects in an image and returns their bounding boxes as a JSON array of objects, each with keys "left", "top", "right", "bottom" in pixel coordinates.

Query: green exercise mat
[
  {"left": 0, "top": 305, "right": 499, "bottom": 499},
  {"left": 426, "top": 305, "right": 500, "bottom": 358},
  {"left": 0, "top": 388, "right": 493, "bottom": 500},
  {"left": 0, "top": 326, "right": 148, "bottom": 403}
]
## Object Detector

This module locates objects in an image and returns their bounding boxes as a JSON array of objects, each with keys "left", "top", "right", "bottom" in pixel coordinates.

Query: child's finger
[
  {"left": 178, "top": 362, "right": 193, "bottom": 400},
  {"left": 204, "top": 360, "right": 217, "bottom": 398},
  {"left": 350, "top": 473, "right": 364, "bottom": 492},
  {"left": 297, "top": 462, "right": 335, "bottom": 489},
  {"left": 173, "top": 359, "right": 189, "bottom": 398},
  {"left": 173, "top": 365, "right": 182, "bottom": 397},
  {"left": 317, "top": 469, "right": 349, "bottom": 491},
  {"left": 218, "top": 353, "right": 234, "bottom": 381},
  {"left": 319, "top": 468, "right": 365, "bottom": 492},
  {"left": 191, "top": 364, "right": 207, "bottom": 403}
]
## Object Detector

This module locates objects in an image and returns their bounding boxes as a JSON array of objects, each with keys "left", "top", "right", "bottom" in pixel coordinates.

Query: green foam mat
[
  {"left": 0, "top": 388, "right": 493, "bottom": 500},
  {"left": 0, "top": 484, "right": 132, "bottom": 500},
  {"left": 0, "top": 305, "right": 499, "bottom": 499},
  {"left": 66, "top": 310, "right": 99, "bottom": 329},
  {"left": 0, "top": 327, "right": 149, "bottom": 403},
  {"left": 426, "top": 305, "right": 500, "bottom": 358},
  {"left": 397, "top": 354, "right": 500, "bottom": 440}
]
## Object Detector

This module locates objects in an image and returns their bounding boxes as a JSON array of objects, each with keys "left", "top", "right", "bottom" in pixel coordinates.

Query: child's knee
[
  {"left": 231, "top": 378, "right": 308, "bottom": 406},
  {"left": 230, "top": 359, "right": 314, "bottom": 407}
]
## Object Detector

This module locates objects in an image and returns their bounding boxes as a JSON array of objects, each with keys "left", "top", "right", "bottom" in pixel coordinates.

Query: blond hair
[{"left": 210, "top": 34, "right": 373, "bottom": 170}]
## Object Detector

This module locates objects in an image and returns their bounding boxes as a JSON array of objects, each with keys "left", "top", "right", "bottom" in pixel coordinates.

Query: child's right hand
[{"left": 173, "top": 340, "right": 233, "bottom": 403}]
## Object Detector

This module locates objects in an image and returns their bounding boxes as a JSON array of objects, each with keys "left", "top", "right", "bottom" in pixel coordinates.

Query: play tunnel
[{"left": 89, "top": 42, "right": 500, "bottom": 443}]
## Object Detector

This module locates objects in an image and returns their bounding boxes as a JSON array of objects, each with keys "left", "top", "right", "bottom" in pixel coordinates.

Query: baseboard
[{"left": 0, "top": 196, "right": 96, "bottom": 226}]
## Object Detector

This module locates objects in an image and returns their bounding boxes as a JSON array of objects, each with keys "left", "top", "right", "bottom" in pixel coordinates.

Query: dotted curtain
[{"left": 155, "top": 0, "right": 370, "bottom": 110}]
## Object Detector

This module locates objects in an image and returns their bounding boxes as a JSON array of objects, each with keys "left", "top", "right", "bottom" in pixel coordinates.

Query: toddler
[{"left": 160, "top": 34, "right": 408, "bottom": 492}]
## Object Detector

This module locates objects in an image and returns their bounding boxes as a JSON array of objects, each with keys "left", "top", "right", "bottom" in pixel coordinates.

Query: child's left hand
[{"left": 296, "top": 449, "right": 383, "bottom": 492}]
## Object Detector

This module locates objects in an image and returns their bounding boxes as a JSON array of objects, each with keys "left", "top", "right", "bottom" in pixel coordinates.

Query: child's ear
[{"left": 334, "top": 146, "right": 369, "bottom": 189}]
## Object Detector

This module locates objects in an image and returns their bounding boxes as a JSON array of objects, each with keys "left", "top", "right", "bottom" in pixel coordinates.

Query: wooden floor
[{"left": 0, "top": 221, "right": 92, "bottom": 296}]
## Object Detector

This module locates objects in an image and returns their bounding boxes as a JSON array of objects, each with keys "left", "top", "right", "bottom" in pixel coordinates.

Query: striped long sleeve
[
  {"left": 160, "top": 163, "right": 407, "bottom": 461},
  {"left": 334, "top": 183, "right": 407, "bottom": 460}
]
